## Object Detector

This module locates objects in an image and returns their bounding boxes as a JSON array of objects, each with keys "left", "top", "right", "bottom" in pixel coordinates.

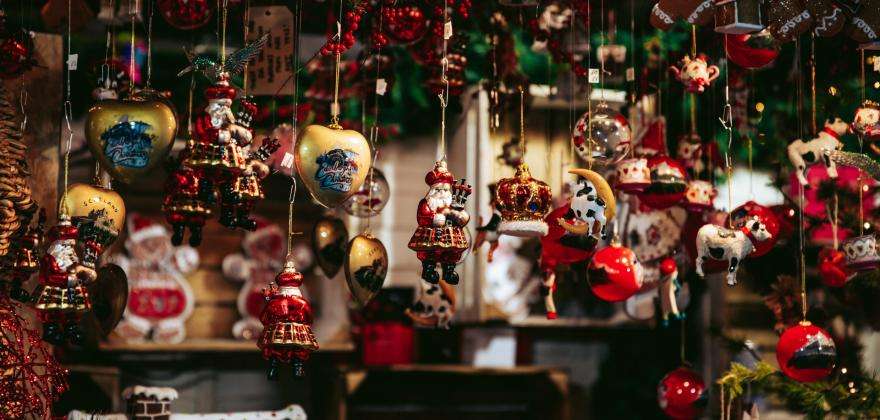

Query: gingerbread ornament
[
  {"left": 809, "top": 0, "right": 847, "bottom": 37},
  {"left": 847, "top": 0, "right": 880, "bottom": 43},
  {"left": 767, "top": 0, "right": 814, "bottom": 42},
  {"left": 650, "top": 0, "right": 715, "bottom": 30}
]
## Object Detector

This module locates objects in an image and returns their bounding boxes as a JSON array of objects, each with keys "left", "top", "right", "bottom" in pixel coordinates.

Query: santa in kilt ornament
[
  {"left": 259, "top": 258, "right": 318, "bottom": 379},
  {"left": 34, "top": 215, "right": 97, "bottom": 345},
  {"left": 408, "top": 161, "right": 472, "bottom": 285},
  {"left": 163, "top": 148, "right": 212, "bottom": 247},
  {"left": 221, "top": 136, "right": 280, "bottom": 231}
]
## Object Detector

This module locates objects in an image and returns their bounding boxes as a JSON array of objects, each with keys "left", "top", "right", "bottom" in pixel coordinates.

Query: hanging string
[
  {"left": 598, "top": 0, "right": 606, "bottom": 101},
  {"left": 828, "top": 193, "right": 840, "bottom": 250},
  {"left": 220, "top": 0, "right": 228, "bottom": 64},
  {"left": 287, "top": 178, "right": 299, "bottom": 256},
  {"left": 720, "top": 36, "right": 734, "bottom": 224},
  {"left": 519, "top": 86, "right": 526, "bottom": 158},
  {"left": 60, "top": 0, "right": 75, "bottom": 217},
  {"left": 187, "top": 72, "right": 195, "bottom": 136},
  {"left": 810, "top": 34, "right": 817, "bottom": 134},
  {"left": 242, "top": 0, "right": 251, "bottom": 94},
  {"left": 145, "top": 0, "right": 153, "bottom": 87},
  {"left": 689, "top": 25, "right": 697, "bottom": 135},
  {"left": 330, "top": 0, "right": 344, "bottom": 127},
  {"left": 585, "top": 0, "right": 593, "bottom": 170},
  {"left": 567, "top": 8, "right": 576, "bottom": 171},
  {"left": 795, "top": 37, "right": 807, "bottom": 321},
  {"left": 286, "top": 0, "right": 304, "bottom": 258},
  {"left": 628, "top": 0, "right": 635, "bottom": 106},
  {"left": 859, "top": 48, "right": 866, "bottom": 236},
  {"left": 129, "top": 0, "right": 137, "bottom": 82},
  {"left": 436, "top": 0, "right": 450, "bottom": 161}
]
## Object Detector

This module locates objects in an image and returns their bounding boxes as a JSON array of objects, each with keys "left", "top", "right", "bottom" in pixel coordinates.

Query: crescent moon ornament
[
  {"left": 295, "top": 124, "right": 372, "bottom": 208},
  {"left": 563, "top": 168, "right": 616, "bottom": 238}
]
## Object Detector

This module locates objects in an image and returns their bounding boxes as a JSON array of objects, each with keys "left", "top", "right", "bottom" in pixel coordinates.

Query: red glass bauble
[
  {"left": 383, "top": 4, "right": 430, "bottom": 45},
  {"left": 158, "top": 0, "right": 213, "bottom": 30},
  {"left": 776, "top": 322, "right": 836, "bottom": 383},
  {"left": 588, "top": 244, "right": 643, "bottom": 302},
  {"left": 0, "top": 35, "right": 34, "bottom": 79},
  {"left": 657, "top": 367, "right": 706, "bottom": 420},
  {"left": 818, "top": 248, "right": 852, "bottom": 288},
  {"left": 725, "top": 33, "right": 780, "bottom": 69},
  {"left": 540, "top": 204, "right": 595, "bottom": 272},
  {"left": 638, "top": 156, "right": 687, "bottom": 210},
  {"left": 727, "top": 201, "right": 780, "bottom": 257}
]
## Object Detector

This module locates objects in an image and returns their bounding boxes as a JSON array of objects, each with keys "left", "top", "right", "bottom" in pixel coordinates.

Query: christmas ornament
[
  {"left": 219, "top": 137, "right": 280, "bottom": 231},
  {"left": 473, "top": 184, "right": 501, "bottom": 262},
  {"left": 657, "top": 367, "right": 706, "bottom": 419},
  {"left": 223, "top": 220, "right": 287, "bottom": 340},
  {"left": 0, "top": 84, "right": 37, "bottom": 258},
  {"left": 407, "top": 280, "right": 456, "bottom": 329},
  {"left": 495, "top": 164, "right": 553, "bottom": 237},
  {"left": 5, "top": 211, "right": 45, "bottom": 301},
  {"left": 0, "top": 9, "right": 37, "bottom": 79},
  {"left": 345, "top": 233, "right": 388, "bottom": 307},
  {"left": 818, "top": 247, "right": 852, "bottom": 287},
  {"left": 675, "top": 133, "right": 724, "bottom": 176},
  {"left": 343, "top": 167, "right": 391, "bottom": 218},
  {"left": 540, "top": 204, "right": 596, "bottom": 319},
  {"left": 695, "top": 217, "right": 773, "bottom": 286},
  {"left": 294, "top": 124, "right": 372, "bottom": 208},
  {"left": 109, "top": 214, "right": 197, "bottom": 344},
  {"left": 572, "top": 103, "right": 632, "bottom": 166},
  {"left": 615, "top": 157, "right": 651, "bottom": 193},
  {"left": 809, "top": 0, "right": 847, "bottom": 37},
  {"left": 669, "top": 54, "right": 720, "bottom": 94},
  {"left": 714, "top": 0, "right": 764, "bottom": 34},
  {"left": 588, "top": 244, "right": 644, "bottom": 302},
  {"left": 529, "top": 2, "right": 572, "bottom": 52},
  {"left": 658, "top": 257, "right": 683, "bottom": 325},
  {"left": 426, "top": 33, "right": 469, "bottom": 96},
  {"left": 683, "top": 180, "right": 716, "bottom": 212},
  {"left": 408, "top": 161, "right": 471, "bottom": 285},
  {"left": 319, "top": 2, "right": 369, "bottom": 55},
  {"left": 625, "top": 208, "right": 686, "bottom": 263},
  {"left": 725, "top": 33, "right": 780, "bottom": 69},
  {"left": 312, "top": 215, "right": 348, "bottom": 278},
  {"left": 34, "top": 215, "right": 98, "bottom": 345},
  {"left": 177, "top": 33, "right": 269, "bottom": 81},
  {"left": 728, "top": 201, "right": 781, "bottom": 257},
  {"left": 158, "top": 0, "right": 213, "bottom": 30},
  {"left": 842, "top": 233, "right": 880, "bottom": 272},
  {"left": 63, "top": 182, "right": 126, "bottom": 258},
  {"left": 383, "top": 3, "right": 430, "bottom": 45},
  {"left": 767, "top": 0, "right": 813, "bottom": 42},
  {"left": 847, "top": 0, "right": 880, "bottom": 43},
  {"left": 776, "top": 321, "right": 837, "bottom": 383},
  {"left": 650, "top": 0, "right": 716, "bottom": 30},
  {"left": 163, "top": 155, "right": 211, "bottom": 247},
  {"left": 0, "top": 296, "right": 68, "bottom": 419},
  {"left": 84, "top": 263, "right": 128, "bottom": 339},
  {"left": 184, "top": 77, "right": 250, "bottom": 181},
  {"left": 555, "top": 168, "right": 616, "bottom": 239},
  {"left": 853, "top": 100, "right": 880, "bottom": 140},
  {"left": 788, "top": 118, "right": 848, "bottom": 186},
  {"left": 85, "top": 94, "right": 178, "bottom": 184},
  {"left": 259, "top": 258, "right": 318, "bottom": 379},
  {"left": 639, "top": 156, "right": 688, "bottom": 210}
]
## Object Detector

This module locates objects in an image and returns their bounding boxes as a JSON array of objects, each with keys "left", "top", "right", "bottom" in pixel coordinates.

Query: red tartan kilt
[{"left": 408, "top": 226, "right": 469, "bottom": 252}]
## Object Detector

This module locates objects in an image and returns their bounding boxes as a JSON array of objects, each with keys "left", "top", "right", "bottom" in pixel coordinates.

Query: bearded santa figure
[
  {"left": 408, "top": 161, "right": 472, "bottom": 285},
  {"left": 186, "top": 75, "right": 248, "bottom": 177},
  {"left": 34, "top": 215, "right": 97, "bottom": 345}
]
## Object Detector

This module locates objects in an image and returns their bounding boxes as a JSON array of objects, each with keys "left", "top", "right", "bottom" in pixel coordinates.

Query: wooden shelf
[{"left": 98, "top": 339, "right": 355, "bottom": 353}]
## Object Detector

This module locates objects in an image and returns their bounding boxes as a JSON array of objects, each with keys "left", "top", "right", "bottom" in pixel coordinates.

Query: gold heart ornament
[
  {"left": 312, "top": 215, "right": 349, "bottom": 278},
  {"left": 63, "top": 183, "right": 126, "bottom": 239},
  {"left": 85, "top": 97, "right": 177, "bottom": 184},
  {"left": 344, "top": 233, "right": 388, "bottom": 307},
  {"left": 295, "top": 124, "right": 372, "bottom": 208}
]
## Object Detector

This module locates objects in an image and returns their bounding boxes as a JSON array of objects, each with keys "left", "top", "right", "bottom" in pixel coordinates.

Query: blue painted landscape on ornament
[{"left": 101, "top": 116, "right": 154, "bottom": 168}]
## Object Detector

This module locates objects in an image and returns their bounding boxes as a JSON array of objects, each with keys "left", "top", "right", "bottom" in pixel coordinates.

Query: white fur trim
[
  {"left": 433, "top": 213, "right": 446, "bottom": 226},
  {"left": 129, "top": 225, "right": 167, "bottom": 243},
  {"left": 123, "top": 385, "right": 179, "bottom": 401},
  {"left": 498, "top": 220, "right": 549, "bottom": 238},
  {"left": 279, "top": 286, "right": 302, "bottom": 297}
]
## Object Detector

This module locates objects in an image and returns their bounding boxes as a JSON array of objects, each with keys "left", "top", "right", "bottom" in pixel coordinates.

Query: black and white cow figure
[
  {"left": 695, "top": 216, "right": 773, "bottom": 286},
  {"left": 557, "top": 168, "right": 616, "bottom": 240},
  {"left": 787, "top": 118, "right": 850, "bottom": 186},
  {"left": 408, "top": 280, "right": 455, "bottom": 329}
]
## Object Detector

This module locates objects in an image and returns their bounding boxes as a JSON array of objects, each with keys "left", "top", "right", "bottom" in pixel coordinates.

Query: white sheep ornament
[{"left": 695, "top": 216, "right": 772, "bottom": 286}]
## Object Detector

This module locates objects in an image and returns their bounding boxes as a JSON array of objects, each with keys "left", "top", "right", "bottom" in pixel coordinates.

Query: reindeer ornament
[
  {"left": 788, "top": 118, "right": 849, "bottom": 186},
  {"left": 695, "top": 216, "right": 772, "bottom": 286}
]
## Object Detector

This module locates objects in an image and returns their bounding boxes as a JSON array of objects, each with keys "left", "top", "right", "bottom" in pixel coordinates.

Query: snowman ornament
[{"left": 111, "top": 214, "right": 198, "bottom": 343}]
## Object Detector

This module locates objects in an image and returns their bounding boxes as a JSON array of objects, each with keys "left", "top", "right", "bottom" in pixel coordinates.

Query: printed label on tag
[
  {"left": 626, "top": 67, "right": 635, "bottom": 82},
  {"left": 67, "top": 54, "right": 78, "bottom": 70},
  {"left": 873, "top": 56, "right": 880, "bottom": 72},
  {"left": 444, "top": 21, "right": 453, "bottom": 40},
  {"left": 376, "top": 78, "right": 387, "bottom": 95},
  {"left": 589, "top": 68, "right": 600, "bottom": 84},
  {"left": 281, "top": 152, "right": 295, "bottom": 169}
]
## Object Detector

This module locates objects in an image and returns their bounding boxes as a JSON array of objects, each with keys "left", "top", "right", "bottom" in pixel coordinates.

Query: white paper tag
[
  {"left": 444, "top": 21, "right": 453, "bottom": 40},
  {"left": 589, "top": 68, "right": 600, "bottom": 84},
  {"left": 874, "top": 56, "right": 880, "bottom": 72},
  {"left": 281, "top": 152, "right": 295, "bottom": 169},
  {"left": 626, "top": 67, "right": 635, "bottom": 82},
  {"left": 67, "top": 54, "right": 78, "bottom": 70},
  {"left": 376, "top": 78, "right": 387, "bottom": 95}
]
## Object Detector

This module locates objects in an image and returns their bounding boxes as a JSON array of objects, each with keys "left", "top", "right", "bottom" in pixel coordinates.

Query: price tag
[
  {"left": 626, "top": 67, "right": 635, "bottom": 82},
  {"left": 873, "top": 56, "right": 880, "bottom": 72},
  {"left": 67, "top": 54, "right": 78, "bottom": 70},
  {"left": 444, "top": 21, "right": 453, "bottom": 40},
  {"left": 376, "top": 78, "right": 387, "bottom": 96},
  {"left": 281, "top": 152, "right": 295, "bottom": 169},
  {"left": 588, "top": 68, "right": 600, "bottom": 84}
]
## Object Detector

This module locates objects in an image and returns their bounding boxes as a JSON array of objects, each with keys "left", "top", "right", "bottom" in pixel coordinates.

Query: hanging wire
[
  {"left": 810, "top": 34, "right": 817, "bottom": 134},
  {"left": 689, "top": 26, "right": 697, "bottom": 135},
  {"left": 60, "top": 0, "right": 75, "bottom": 217},
  {"left": 598, "top": 0, "right": 606, "bottom": 101},
  {"left": 585, "top": 0, "right": 593, "bottom": 169},
  {"left": 242, "top": 0, "right": 251, "bottom": 94},
  {"left": 628, "top": 0, "right": 635, "bottom": 106},
  {"left": 220, "top": 0, "right": 229, "bottom": 64},
  {"left": 286, "top": 0, "right": 305, "bottom": 257},
  {"left": 330, "top": 0, "right": 344, "bottom": 127},
  {"left": 794, "top": 37, "right": 808, "bottom": 321},
  {"left": 436, "top": 0, "right": 450, "bottom": 161},
  {"left": 145, "top": 0, "right": 153, "bottom": 87},
  {"left": 129, "top": 0, "right": 137, "bottom": 81},
  {"left": 519, "top": 86, "right": 526, "bottom": 158},
  {"left": 720, "top": 36, "right": 734, "bottom": 223}
]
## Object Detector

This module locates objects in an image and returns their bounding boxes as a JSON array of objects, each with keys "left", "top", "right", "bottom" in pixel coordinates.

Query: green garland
[{"left": 718, "top": 362, "right": 880, "bottom": 419}]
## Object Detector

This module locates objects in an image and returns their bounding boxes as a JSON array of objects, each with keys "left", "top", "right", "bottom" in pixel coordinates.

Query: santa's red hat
[
  {"left": 47, "top": 216, "right": 78, "bottom": 242},
  {"left": 127, "top": 213, "right": 167, "bottom": 243},
  {"left": 206, "top": 81, "right": 237, "bottom": 101},
  {"left": 275, "top": 259, "right": 303, "bottom": 287},
  {"left": 425, "top": 161, "right": 454, "bottom": 186}
]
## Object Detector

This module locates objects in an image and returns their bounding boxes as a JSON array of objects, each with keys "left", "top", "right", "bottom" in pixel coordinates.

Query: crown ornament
[{"left": 495, "top": 164, "right": 553, "bottom": 238}]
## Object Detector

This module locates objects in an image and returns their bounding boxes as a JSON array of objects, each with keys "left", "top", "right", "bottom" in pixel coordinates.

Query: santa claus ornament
[
  {"left": 669, "top": 54, "right": 720, "bottom": 94},
  {"left": 776, "top": 321, "right": 837, "bottom": 382},
  {"left": 110, "top": 214, "right": 197, "bottom": 344},
  {"left": 34, "top": 215, "right": 97, "bottom": 345},
  {"left": 163, "top": 153, "right": 212, "bottom": 247},
  {"left": 588, "top": 243, "right": 644, "bottom": 302},
  {"left": 495, "top": 164, "right": 553, "bottom": 237},
  {"left": 657, "top": 367, "right": 706, "bottom": 419},
  {"left": 259, "top": 258, "right": 318, "bottom": 379},
  {"left": 408, "top": 161, "right": 471, "bottom": 285},
  {"left": 220, "top": 136, "right": 281, "bottom": 231}
]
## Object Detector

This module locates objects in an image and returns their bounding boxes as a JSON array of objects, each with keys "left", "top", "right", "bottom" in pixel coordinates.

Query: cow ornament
[{"left": 695, "top": 216, "right": 773, "bottom": 285}]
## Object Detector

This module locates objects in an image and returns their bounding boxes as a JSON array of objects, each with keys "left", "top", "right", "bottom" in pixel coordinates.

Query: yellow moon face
[
  {"left": 568, "top": 168, "right": 616, "bottom": 221},
  {"left": 344, "top": 234, "right": 388, "bottom": 307},
  {"left": 295, "top": 124, "right": 372, "bottom": 208}
]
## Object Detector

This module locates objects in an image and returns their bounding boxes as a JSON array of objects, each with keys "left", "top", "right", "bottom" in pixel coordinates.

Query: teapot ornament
[{"left": 668, "top": 54, "right": 720, "bottom": 94}]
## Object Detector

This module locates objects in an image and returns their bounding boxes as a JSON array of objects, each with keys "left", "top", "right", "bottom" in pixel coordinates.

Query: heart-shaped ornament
[
  {"left": 63, "top": 182, "right": 127, "bottom": 238},
  {"left": 86, "top": 96, "right": 177, "bottom": 184},
  {"left": 295, "top": 124, "right": 372, "bottom": 208},
  {"left": 344, "top": 233, "right": 388, "bottom": 307},
  {"left": 312, "top": 215, "right": 349, "bottom": 278}
]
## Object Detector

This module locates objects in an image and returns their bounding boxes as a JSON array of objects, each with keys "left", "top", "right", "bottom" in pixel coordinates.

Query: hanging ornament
[
  {"left": 426, "top": 32, "right": 469, "bottom": 96},
  {"left": 0, "top": 84, "right": 38, "bottom": 258},
  {"left": 853, "top": 100, "right": 880, "bottom": 141},
  {"left": 540, "top": 204, "right": 596, "bottom": 319},
  {"left": 6, "top": 211, "right": 45, "bottom": 302},
  {"left": 258, "top": 257, "right": 318, "bottom": 379},
  {"left": 312, "top": 215, "right": 348, "bottom": 278},
  {"left": 650, "top": 0, "right": 716, "bottom": 31},
  {"left": 343, "top": 167, "right": 391, "bottom": 218},
  {"left": 408, "top": 161, "right": 471, "bottom": 285},
  {"left": 63, "top": 182, "right": 126, "bottom": 261},
  {"left": 345, "top": 233, "right": 389, "bottom": 307},
  {"left": 615, "top": 157, "right": 651, "bottom": 193},
  {"left": 639, "top": 156, "right": 688, "bottom": 210},
  {"left": 0, "top": 296, "right": 68, "bottom": 418},
  {"left": 683, "top": 180, "right": 716, "bottom": 212},
  {"left": 695, "top": 216, "right": 773, "bottom": 286},
  {"left": 788, "top": 118, "right": 848, "bottom": 186},
  {"left": 157, "top": 0, "right": 213, "bottom": 30},
  {"left": 713, "top": 0, "right": 763, "bottom": 34},
  {"left": 34, "top": 215, "right": 98, "bottom": 345},
  {"left": 658, "top": 257, "right": 683, "bottom": 325},
  {"left": 407, "top": 280, "right": 456, "bottom": 329},
  {"left": 572, "top": 103, "right": 632, "bottom": 166},
  {"left": 220, "top": 136, "right": 281, "bottom": 231},
  {"left": 725, "top": 33, "right": 780, "bottom": 69},
  {"left": 846, "top": 0, "right": 880, "bottom": 43},
  {"left": 163, "top": 155, "right": 212, "bottom": 247},
  {"left": 473, "top": 184, "right": 501, "bottom": 262},
  {"left": 809, "top": 0, "right": 847, "bottom": 37},
  {"left": 588, "top": 244, "right": 644, "bottom": 302},
  {"left": 767, "top": 0, "right": 813, "bottom": 43},
  {"left": 728, "top": 201, "right": 781, "bottom": 257},
  {"left": 383, "top": 3, "right": 430, "bottom": 45},
  {"left": 657, "top": 367, "right": 706, "bottom": 420},
  {"left": 669, "top": 54, "right": 720, "bottom": 94},
  {"left": 85, "top": 91, "right": 178, "bottom": 184},
  {"left": 818, "top": 247, "right": 852, "bottom": 287},
  {"left": 495, "top": 164, "right": 553, "bottom": 237},
  {"left": 625, "top": 208, "right": 686, "bottom": 263},
  {"left": 0, "top": 10, "right": 37, "bottom": 80},
  {"left": 842, "top": 233, "right": 880, "bottom": 272},
  {"left": 776, "top": 321, "right": 837, "bottom": 383},
  {"left": 555, "top": 169, "right": 616, "bottom": 239},
  {"left": 295, "top": 124, "right": 372, "bottom": 208}
]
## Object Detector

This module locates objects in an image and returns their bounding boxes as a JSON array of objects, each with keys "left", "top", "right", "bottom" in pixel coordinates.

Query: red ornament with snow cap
[
  {"left": 638, "top": 156, "right": 688, "bottom": 210},
  {"left": 657, "top": 367, "right": 706, "bottom": 419},
  {"left": 776, "top": 321, "right": 836, "bottom": 383}
]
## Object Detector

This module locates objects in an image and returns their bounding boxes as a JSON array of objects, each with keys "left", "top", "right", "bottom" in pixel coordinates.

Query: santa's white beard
[
  {"left": 427, "top": 189, "right": 452, "bottom": 211},
  {"left": 48, "top": 240, "right": 78, "bottom": 271},
  {"left": 208, "top": 102, "right": 234, "bottom": 127}
]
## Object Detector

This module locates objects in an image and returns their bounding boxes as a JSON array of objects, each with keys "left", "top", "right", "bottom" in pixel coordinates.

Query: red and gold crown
[
  {"left": 425, "top": 161, "right": 455, "bottom": 186},
  {"left": 495, "top": 164, "right": 552, "bottom": 237}
]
